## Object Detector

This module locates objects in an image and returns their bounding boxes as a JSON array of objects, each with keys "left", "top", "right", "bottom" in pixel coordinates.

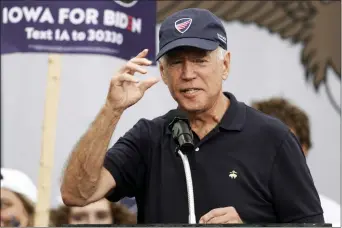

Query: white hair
[
  {"left": 216, "top": 46, "right": 227, "bottom": 60},
  {"left": 158, "top": 46, "right": 227, "bottom": 65},
  {"left": 158, "top": 56, "right": 165, "bottom": 65}
]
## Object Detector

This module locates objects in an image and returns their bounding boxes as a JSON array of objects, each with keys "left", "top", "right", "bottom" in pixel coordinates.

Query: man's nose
[
  {"left": 0, "top": 211, "right": 18, "bottom": 226},
  {"left": 0, "top": 209, "right": 10, "bottom": 221},
  {"left": 181, "top": 61, "right": 196, "bottom": 80}
]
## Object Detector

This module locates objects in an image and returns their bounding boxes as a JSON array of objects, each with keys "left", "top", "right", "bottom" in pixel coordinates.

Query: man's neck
[{"left": 188, "top": 93, "right": 230, "bottom": 139}]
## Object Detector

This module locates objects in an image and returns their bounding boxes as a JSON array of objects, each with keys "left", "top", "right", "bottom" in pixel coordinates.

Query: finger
[
  {"left": 138, "top": 77, "right": 160, "bottom": 92},
  {"left": 136, "top": 49, "right": 148, "bottom": 58},
  {"left": 200, "top": 208, "right": 227, "bottom": 223},
  {"left": 118, "top": 49, "right": 150, "bottom": 74},
  {"left": 116, "top": 73, "right": 139, "bottom": 84},
  {"left": 118, "top": 60, "right": 148, "bottom": 74},
  {"left": 206, "top": 214, "right": 229, "bottom": 224},
  {"left": 226, "top": 219, "right": 242, "bottom": 224},
  {"left": 124, "top": 61, "right": 148, "bottom": 74},
  {"left": 130, "top": 57, "right": 152, "bottom": 66}
]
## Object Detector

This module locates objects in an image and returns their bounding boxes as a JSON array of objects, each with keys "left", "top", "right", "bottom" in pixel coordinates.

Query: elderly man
[{"left": 61, "top": 8, "right": 324, "bottom": 224}]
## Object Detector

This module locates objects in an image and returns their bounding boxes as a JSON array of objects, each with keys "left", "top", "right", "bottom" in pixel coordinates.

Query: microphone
[{"left": 168, "top": 110, "right": 195, "bottom": 153}]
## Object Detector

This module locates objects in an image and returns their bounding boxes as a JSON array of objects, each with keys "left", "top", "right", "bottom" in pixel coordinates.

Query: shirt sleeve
[
  {"left": 103, "top": 119, "right": 150, "bottom": 202},
  {"left": 269, "top": 130, "right": 324, "bottom": 223}
]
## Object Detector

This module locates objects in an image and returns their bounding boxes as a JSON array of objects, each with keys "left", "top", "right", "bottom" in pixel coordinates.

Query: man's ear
[
  {"left": 222, "top": 51, "right": 230, "bottom": 80},
  {"left": 159, "top": 60, "right": 168, "bottom": 85}
]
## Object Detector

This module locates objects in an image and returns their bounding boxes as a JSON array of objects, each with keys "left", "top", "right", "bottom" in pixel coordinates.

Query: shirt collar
[{"left": 219, "top": 92, "right": 246, "bottom": 131}]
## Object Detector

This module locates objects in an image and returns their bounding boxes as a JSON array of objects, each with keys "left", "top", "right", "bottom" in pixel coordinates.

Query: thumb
[{"left": 138, "top": 77, "right": 160, "bottom": 92}]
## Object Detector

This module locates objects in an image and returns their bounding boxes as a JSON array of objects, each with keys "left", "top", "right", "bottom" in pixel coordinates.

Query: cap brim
[{"left": 156, "top": 38, "right": 219, "bottom": 61}]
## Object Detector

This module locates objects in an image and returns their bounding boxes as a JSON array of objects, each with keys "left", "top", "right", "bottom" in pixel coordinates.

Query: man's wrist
[{"left": 103, "top": 102, "right": 124, "bottom": 119}]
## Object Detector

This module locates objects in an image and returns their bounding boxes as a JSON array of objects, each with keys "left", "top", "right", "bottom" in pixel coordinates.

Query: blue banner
[{"left": 1, "top": 1, "right": 156, "bottom": 62}]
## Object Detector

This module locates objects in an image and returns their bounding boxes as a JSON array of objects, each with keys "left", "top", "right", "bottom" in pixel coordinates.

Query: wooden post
[{"left": 34, "top": 54, "right": 61, "bottom": 227}]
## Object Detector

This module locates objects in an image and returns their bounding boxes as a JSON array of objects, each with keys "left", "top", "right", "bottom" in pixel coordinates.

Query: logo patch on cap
[{"left": 175, "top": 18, "right": 192, "bottom": 34}]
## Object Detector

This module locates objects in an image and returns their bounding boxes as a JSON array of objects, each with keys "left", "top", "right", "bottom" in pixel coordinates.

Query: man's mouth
[{"left": 180, "top": 88, "right": 202, "bottom": 94}]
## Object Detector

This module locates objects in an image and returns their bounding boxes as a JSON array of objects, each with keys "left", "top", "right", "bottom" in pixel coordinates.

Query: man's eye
[
  {"left": 96, "top": 211, "right": 110, "bottom": 219},
  {"left": 194, "top": 59, "right": 206, "bottom": 63},
  {"left": 0, "top": 200, "right": 11, "bottom": 209},
  {"left": 170, "top": 60, "right": 182, "bottom": 65},
  {"left": 71, "top": 214, "right": 86, "bottom": 221}
]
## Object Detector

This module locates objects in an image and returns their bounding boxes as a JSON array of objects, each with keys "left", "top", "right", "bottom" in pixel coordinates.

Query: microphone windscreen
[{"left": 165, "top": 109, "right": 188, "bottom": 122}]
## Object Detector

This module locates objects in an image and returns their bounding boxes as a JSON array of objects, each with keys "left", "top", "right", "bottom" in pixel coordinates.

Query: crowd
[{"left": 0, "top": 168, "right": 137, "bottom": 226}]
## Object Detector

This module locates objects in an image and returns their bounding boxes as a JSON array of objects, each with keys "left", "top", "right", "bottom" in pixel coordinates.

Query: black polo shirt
[{"left": 103, "top": 92, "right": 323, "bottom": 224}]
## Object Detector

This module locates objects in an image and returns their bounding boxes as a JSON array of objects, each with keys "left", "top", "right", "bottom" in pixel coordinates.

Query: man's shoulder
[
  {"left": 227, "top": 92, "right": 290, "bottom": 138},
  {"left": 243, "top": 103, "right": 290, "bottom": 140}
]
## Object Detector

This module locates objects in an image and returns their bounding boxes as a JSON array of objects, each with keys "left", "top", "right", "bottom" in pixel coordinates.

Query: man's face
[
  {"left": 0, "top": 188, "right": 29, "bottom": 227},
  {"left": 69, "top": 198, "right": 113, "bottom": 225},
  {"left": 159, "top": 46, "right": 230, "bottom": 113}
]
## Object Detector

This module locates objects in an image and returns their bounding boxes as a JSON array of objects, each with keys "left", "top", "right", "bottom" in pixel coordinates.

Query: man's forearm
[{"left": 61, "top": 103, "right": 122, "bottom": 204}]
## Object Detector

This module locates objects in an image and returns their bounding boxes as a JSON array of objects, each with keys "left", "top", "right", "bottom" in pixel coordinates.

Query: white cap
[{"left": 1, "top": 168, "right": 37, "bottom": 203}]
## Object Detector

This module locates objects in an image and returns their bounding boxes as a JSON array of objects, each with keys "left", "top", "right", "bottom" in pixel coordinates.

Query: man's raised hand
[{"left": 105, "top": 49, "right": 160, "bottom": 111}]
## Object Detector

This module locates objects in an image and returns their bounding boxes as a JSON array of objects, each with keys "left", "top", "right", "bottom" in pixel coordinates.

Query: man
[
  {"left": 252, "top": 97, "right": 340, "bottom": 227},
  {"left": 61, "top": 8, "right": 324, "bottom": 224},
  {"left": 50, "top": 197, "right": 136, "bottom": 226}
]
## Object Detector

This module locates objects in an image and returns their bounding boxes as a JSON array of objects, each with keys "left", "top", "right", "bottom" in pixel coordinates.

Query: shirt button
[{"left": 195, "top": 147, "right": 199, "bottom": 152}]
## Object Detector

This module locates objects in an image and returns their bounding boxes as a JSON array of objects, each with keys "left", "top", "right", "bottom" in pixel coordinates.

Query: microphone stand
[
  {"left": 169, "top": 114, "right": 197, "bottom": 224},
  {"left": 177, "top": 148, "right": 196, "bottom": 224}
]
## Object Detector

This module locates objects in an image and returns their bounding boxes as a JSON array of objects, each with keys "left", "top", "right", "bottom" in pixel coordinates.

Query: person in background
[
  {"left": 252, "top": 97, "right": 341, "bottom": 227},
  {"left": 50, "top": 198, "right": 136, "bottom": 226},
  {"left": 1, "top": 168, "right": 37, "bottom": 227}
]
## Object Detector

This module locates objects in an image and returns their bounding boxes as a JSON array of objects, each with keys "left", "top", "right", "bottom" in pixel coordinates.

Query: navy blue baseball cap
[{"left": 156, "top": 8, "right": 227, "bottom": 61}]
